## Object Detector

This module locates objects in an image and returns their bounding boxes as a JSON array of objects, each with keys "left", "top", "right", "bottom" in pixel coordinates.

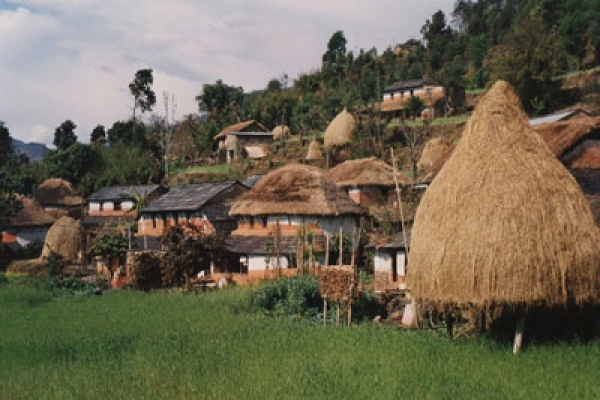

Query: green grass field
[
  {"left": 174, "top": 164, "right": 239, "bottom": 175},
  {"left": 1, "top": 283, "right": 600, "bottom": 399}
]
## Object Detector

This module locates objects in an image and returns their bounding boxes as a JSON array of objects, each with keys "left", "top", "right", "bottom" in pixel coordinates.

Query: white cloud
[{"left": 1, "top": 0, "right": 455, "bottom": 145}]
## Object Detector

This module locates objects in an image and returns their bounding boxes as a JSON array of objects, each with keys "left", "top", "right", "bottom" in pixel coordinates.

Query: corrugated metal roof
[
  {"left": 383, "top": 77, "right": 441, "bottom": 93},
  {"left": 88, "top": 185, "right": 162, "bottom": 201},
  {"left": 142, "top": 181, "right": 240, "bottom": 213},
  {"left": 225, "top": 234, "right": 326, "bottom": 254},
  {"left": 242, "top": 175, "right": 264, "bottom": 189},
  {"left": 529, "top": 110, "right": 580, "bottom": 126}
]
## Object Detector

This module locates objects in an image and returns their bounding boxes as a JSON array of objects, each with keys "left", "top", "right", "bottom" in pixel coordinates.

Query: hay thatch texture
[
  {"left": 329, "top": 157, "right": 410, "bottom": 187},
  {"left": 318, "top": 266, "right": 357, "bottom": 303},
  {"left": 33, "top": 178, "right": 83, "bottom": 207},
  {"left": 41, "top": 216, "right": 83, "bottom": 262},
  {"left": 324, "top": 108, "right": 356, "bottom": 150},
  {"left": 418, "top": 137, "right": 455, "bottom": 171},
  {"left": 534, "top": 116, "right": 600, "bottom": 158},
  {"left": 408, "top": 81, "right": 600, "bottom": 308},
  {"left": 10, "top": 196, "right": 56, "bottom": 228},
  {"left": 230, "top": 164, "right": 363, "bottom": 217},
  {"left": 306, "top": 139, "right": 323, "bottom": 161},
  {"left": 272, "top": 125, "right": 291, "bottom": 140}
]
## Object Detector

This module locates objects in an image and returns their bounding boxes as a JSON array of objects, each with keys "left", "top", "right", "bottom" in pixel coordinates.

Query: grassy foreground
[{"left": 1, "top": 284, "right": 600, "bottom": 399}]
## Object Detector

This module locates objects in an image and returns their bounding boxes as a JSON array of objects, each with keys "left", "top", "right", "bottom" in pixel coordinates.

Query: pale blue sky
[{"left": 0, "top": 0, "right": 455, "bottom": 145}]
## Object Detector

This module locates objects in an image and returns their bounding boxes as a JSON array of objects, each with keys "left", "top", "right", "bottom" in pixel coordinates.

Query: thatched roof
[
  {"left": 230, "top": 164, "right": 364, "bottom": 217},
  {"left": 41, "top": 216, "right": 83, "bottom": 262},
  {"left": 408, "top": 81, "right": 600, "bottom": 308},
  {"left": 272, "top": 125, "right": 291, "bottom": 140},
  {"left": 34, "top": 178, "right": 83, "bottom": 207},
  {"left": 329, "top": 157, "right": 410, "bottom": 187},
  {"left": 214, "top": 120, "right": 269, "bottom": 140},
  {"left": 9, "top": 196, "right": 56, "bottom": 228},
  {"left": 324, "top": 108, "right": 356, "bottom": 150},
  {"left": 305, "top": 139, "right": 323, "bottom": 161},
  {"left": 534, "top": 115, "right": 600, "bottom": 159}
]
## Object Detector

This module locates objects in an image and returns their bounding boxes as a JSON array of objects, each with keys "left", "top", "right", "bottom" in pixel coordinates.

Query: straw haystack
[
  {"left": 306, "top": 139, "right": 323, "bottom": 161},
  {"left": 41, "top": 216, "right": 83, "bottom": 262},
  {"left": 408, "top": 81, "right": 600, "bottom": 309},
  {"left": 9, "top": 196, "right": 56, "bottom": 228},
  {"left": 534, "top": 116, "right": 600, "bottom": 159},
  {"left": 272, "top": 125, "right": 291, "bottom": 140},
  {"left": 329, "top": 157, "right": 410, "bottom": 188},
  {"left": 33, "top": 178, "right": 83, "bottom": 208},
  {"left": 230, "top": 164, "right": 363, "bottom": 216},
  {"left": 324, "top": 108, "right": 356, "bottom": 150}
]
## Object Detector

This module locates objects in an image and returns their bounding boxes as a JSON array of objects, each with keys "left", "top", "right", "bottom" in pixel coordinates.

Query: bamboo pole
[
  {"left": 324, "top": 299, "right": 328, "bottom": 326},
  {"left": 336, "top": 304, "right": 340, "bottom": 327},
  {"left": 390, "top": 147, "right": 409, "bottom": 258},
  {"left": 338, "top": 227, "right": 343, "bottom": 266},
  {"left": 348, "top": 301, "right": 352, "bottom": 326},
  {"left": 325, "top": 235, "right": 330, "bottom": 267}
]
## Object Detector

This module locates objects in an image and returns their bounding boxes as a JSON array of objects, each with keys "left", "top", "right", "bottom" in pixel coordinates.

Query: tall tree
[
  {"left": 0, "top": 122, "right": 14, "bottom": 168},
  {"left": 90, "top": 125, "right": 106, "bottom": 146},
  {"left": 322, "top": 30, "right": 347, "bottom": 67},
  {"left": 129, "top": 69, "right": 156, "bottom": 128},
  {"left": 195, "top": 79, "right": 244, "bottom": 125},
  {"left": 53, "top": 120, "right": 77, "bottom": 150}
]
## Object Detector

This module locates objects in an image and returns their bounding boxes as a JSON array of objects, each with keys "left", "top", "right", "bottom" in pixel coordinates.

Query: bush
[
  {"left": 0, "top": 272, "right": 8, "bottom": 285},
  {"left": 247, "top": 276, "right": 322, "bottom": 318}
]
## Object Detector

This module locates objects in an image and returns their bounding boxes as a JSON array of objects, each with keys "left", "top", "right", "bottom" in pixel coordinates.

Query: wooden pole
[
  {"left": 390, "top": 147, "right": 409, "bottom": 258},
  {"left": 336, "top": 304, "right": 340, "bottom": 327},
  {"left": 513, "top": 313, "right": 527, "bottom": 354},
  {"left": 325, "top": 234, "right": 330, "bottom": 267},
  {"left": 324, "top": 299, "right": 328, "bottom": 326},
  {"left": 338, "top": 227, "right": 343, "bottom": 266},
  {"left": 446, "top": 314, "right": 455, "bottom": 340},
  {"left": 348, "top": 301, "right": 352, "bottom": 326}
]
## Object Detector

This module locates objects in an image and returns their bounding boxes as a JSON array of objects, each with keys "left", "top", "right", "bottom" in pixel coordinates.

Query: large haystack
[
  {"left": 324, "top": 108, "right": 356, "bottom": 150},
  {"left": 272, "top": 125, "right": 291, "bottom": 140},
  {"left": 306, "top": 139, "right": 323, "bottom": 161},
  {"left": 329, "top": 157, "right": 410, "bottom": 187},
  {"left": 230, "top": 164, "right": 363, "bottom": 216},
  {"left": 42, "top": 216, "right": 83, "bottom": 262},
  {"left": 408, "top": 81, "right": 600, "bottom": 308},
  {"left": 34, "top": 178, "right": 83, "bottom": 207}
]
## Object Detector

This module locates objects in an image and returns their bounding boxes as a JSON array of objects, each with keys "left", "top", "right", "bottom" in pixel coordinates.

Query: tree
[
  {"left": 90, "top": 125, "right": 106, "bottom": 146},
  {"left": 406, "top": 96, "right": 425, "bottom": 119},
  {"left": 53, "top": 120, "right": 77, "bottom": 150},
  {"left": 322, "top": 30, "right": 347, "bottom": 67},
  {"left": 129, "top": 69, "right": 156, "bottom": 128},
  {"left": 0, "top": 122, "right": 15, "bottom": 168},
  {"left": 195, "top": 79, "right": 244, "bottom": 125},
  {"left": 0, "top": 125, "right": 21, "bottom": 234},
  {"left": 42, "top": 143, "right": 101, "bottom": 192}
]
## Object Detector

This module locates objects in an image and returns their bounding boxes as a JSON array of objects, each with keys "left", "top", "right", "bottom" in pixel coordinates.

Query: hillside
[{"left": 11, "top": 139, "right": 49, "bottom": 163}]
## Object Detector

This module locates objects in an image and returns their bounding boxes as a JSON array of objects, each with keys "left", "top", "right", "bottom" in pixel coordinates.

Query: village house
[
  {"left": 137, "top": 181, "right": 248, "bottom": 248},
  {"left": 33, "top": 178, "right": 84, "bottom": 219},
  {"left": 214, "top": 120, "right": 273, "bottom": 163},
  {"left": 371, "top": 232, "right": 410, "bottom": 291},
  {"left": 226, "top": 164, "right": 364, "bottom": 283},
  {"left": 1, "top": 196, "right": 56, "bottom": 250},
  {"left": 381, "top": 76, "right": 445, "bottom": 119}
]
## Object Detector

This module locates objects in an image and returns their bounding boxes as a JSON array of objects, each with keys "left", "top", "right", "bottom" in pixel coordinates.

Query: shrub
[
  {"left": 0, "top": 272, "right": 8, "bottom": 285},
  {"left": 248, "top": 276, "right": 321, "bottom": 318}
]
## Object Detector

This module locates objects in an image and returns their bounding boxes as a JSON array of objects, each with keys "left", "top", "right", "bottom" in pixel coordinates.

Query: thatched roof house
[
  {"left": 1, "top": 196, "right": 56, "bottom": 249},
  {"left": 272, "top": 125, "right": 291, "bottom": 140},
  {"left": 33, "top": 178, "right": 84, "bottom": 219},
  {"left": 306, "top": 139, "right": 323, "bottom": 161},
  {"left": 214, "top": 120, "right": 269, "bottom": 140},
  {"left": 408, "top": 80, "right": 600, "bottom": 308},
  {"left": 324, "top": 108, "right": 356, "bottom": 150},
  {"left": 230, "top": 164, "right": 363, "bottom": 217}
]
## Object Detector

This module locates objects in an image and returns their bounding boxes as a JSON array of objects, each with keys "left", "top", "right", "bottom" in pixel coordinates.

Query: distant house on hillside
[
  {"left": 214, "top": 120, "right": 273, "bottom": 163},
  {"left": 381, "top": 76, "right": 445, "bottom": 119},
  {"left": 33, "top": 178, "right": 84, "bottom": 220},
  {"left": 137, "top": 181, "right": 247, "bottom": 247},
  {"left": 1, "top": 196, "right": 55, "bottom": 250},
  {"left": 370, "top": 232, "right": 410, "bottom": 291}
]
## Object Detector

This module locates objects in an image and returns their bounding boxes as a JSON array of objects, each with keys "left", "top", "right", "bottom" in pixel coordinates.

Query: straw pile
[
  {"left": 41, "top": 216, "right": 83, "bottom": 262},
  {"left": 329, "top": 157, "right": 410, "bottom": 187},
  {"left": 305, "top": 139, "right": 323, "bottom": 161},
  {"left": 230, "top": 164, "right": 363, "bottom": 217},
  {"left": 272, "top": 125, "right": 291, "bottom": 140},
  {"left": 318, "top": 266, "right": 357, "bottom": 303},
  {"left": 9, "top": 196, "right": 55, "bottom": 228},
  {"left": 33, "top": 178, "right": 83, "bottom": 207},
  {"left": 324, "top": 108, "right": 356, "bottom": 150},
  {"left": 408, "top": 80, "right": 600, "bottom": 309},
  {"left": 418, "top": 137, "right": 455, "bottom": 171}
]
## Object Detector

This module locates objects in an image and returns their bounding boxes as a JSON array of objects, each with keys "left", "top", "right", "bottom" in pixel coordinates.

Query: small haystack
[
  {"left": 534, "top": 115, "right": 600, "bottom": 159},
  {"left": 33, "top": 178, "right": 83, "bottom": 208},
  {"left": 230, "top": 164, "right": 363, "bottom": 216},
  {"left": 272, "top": 125, "right": 291, "bottom": 140},
  {"left": 324, "top": 108, "right": 356, "bottom": 150},
  {"left": 417, "top": 137, "right": 455, "bottom": 171},
  {"left": 329, "top": 157, "right": 410, "bottom": 187},
  {"left": 306, "top": 139, "right": 323, "bottom": 161},
  {"left": 408, "top": 81, "right": 600, "bottom": 312},
  {"left": 42, "top": 216, "right": 83, "bottom": 262}
]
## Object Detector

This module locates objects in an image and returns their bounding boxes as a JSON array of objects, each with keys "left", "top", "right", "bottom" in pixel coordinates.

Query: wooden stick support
[
  {"left": 336, "top": 304, "right": 340, "bottom": 327},
  {"left": 348, "top": 301, "right": 352, "bottom": 326},
  {"left": 323, "top": 299, "right": 328, "bottom": 326},
  {"left": 513, "top": 313, "right": 527, "bottom": 354},
  {"left": 325, "top": 235, "right": 330, "bottom": 266},
  {"left": 338, "top": 227, "right": 343, "bottom": 266},
  {"left": 446, "top": 315, "right": 455, "bottom": 340}
]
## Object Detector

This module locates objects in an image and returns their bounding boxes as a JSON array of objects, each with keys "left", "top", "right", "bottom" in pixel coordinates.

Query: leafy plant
[
  {"left": 247, "top": 276, "right": 322, "bottom": 318},
  {"left": 89, "top": 233, "right": 128, "bottom": 259}
]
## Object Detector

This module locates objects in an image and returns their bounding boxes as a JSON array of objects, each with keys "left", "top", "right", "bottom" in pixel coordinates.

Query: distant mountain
[{"left": 11, "top": 138, "right": 49, "bottom": 162}]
